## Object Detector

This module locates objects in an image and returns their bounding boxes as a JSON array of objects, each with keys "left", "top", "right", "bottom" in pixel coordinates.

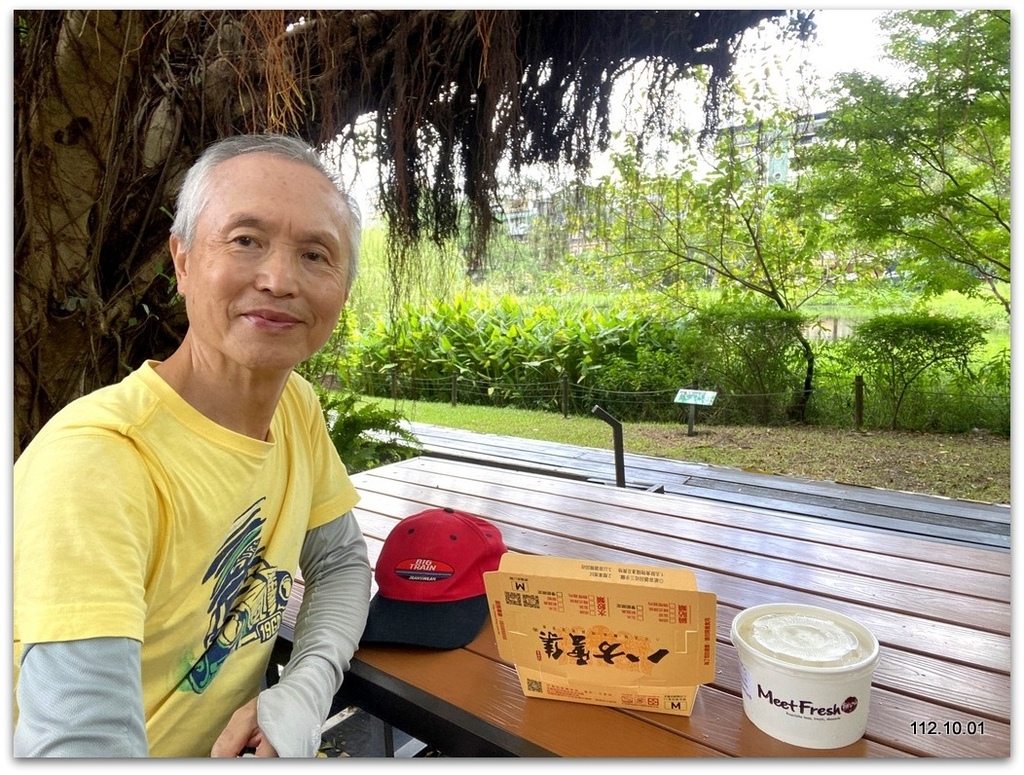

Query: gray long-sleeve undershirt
[{"left": 14, "top": 512, "right": 371, "bottom": 758}]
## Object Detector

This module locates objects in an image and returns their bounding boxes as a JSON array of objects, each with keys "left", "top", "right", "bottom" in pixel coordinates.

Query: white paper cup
[{"left": 731, "top": 603, "right": 880, "bottom": 749}]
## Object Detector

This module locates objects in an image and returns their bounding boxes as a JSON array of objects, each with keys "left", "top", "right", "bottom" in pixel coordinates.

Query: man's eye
[
  {"left": 303, "top": 251, "right": 327, "bottom": 263},
  {"left": 234, "top": 235, "right": 258, "bottom": 248}
]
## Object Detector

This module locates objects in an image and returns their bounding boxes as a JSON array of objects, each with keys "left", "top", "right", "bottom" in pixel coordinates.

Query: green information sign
[{"left": 674, "top": 389, "right": 717, "bottom": 406}]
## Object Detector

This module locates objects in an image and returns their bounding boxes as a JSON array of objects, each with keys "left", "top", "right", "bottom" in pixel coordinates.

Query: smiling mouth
[{"left": 243, "top": 311, "right": 302, "bottom": 328}]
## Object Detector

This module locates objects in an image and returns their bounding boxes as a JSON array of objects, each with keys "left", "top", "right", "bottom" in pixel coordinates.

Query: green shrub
[
  {"left": 837, "top": 312, "right": 989, "bottom": 430},
  {"left": 349, "top": 292, "right": 692, "bottom": 414},
  {"left": 680, "top": 303, "right": 809, "bottom": 424},
  {"left": 332, "top": 292, "right": 1007, "bottom": 436},
  {"left": 320, "top": 391, "right": 421, "bottom": 474}
]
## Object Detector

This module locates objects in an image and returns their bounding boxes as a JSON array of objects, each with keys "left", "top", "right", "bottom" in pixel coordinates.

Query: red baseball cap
[{"left": 360, "top": 507, "right": 508, "bottom": 649}]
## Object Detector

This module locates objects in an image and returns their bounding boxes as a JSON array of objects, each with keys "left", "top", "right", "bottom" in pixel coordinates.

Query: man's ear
[{"left": 169, "top": 235, "right": 189, "bottom": 297}]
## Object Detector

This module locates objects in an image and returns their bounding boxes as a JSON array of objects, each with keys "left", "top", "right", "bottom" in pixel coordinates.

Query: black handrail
[{"left": 591, "top": 404, "right": 625, "bottom": 488}]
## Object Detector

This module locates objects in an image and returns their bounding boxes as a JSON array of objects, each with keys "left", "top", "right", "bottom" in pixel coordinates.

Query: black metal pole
[{"left": 591, "top": 404, "right": 625, "bottom": 488}]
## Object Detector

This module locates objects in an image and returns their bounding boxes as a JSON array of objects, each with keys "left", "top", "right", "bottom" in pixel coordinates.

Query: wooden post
[
  {"left": 451, "top": 373, "right": 458, "bottom": 406},
  {"left": 854, "top": 375, "right": 864, "bottom": 431},
  {"left": 561, "top": 373, "right": 569, "bottom": 418}
]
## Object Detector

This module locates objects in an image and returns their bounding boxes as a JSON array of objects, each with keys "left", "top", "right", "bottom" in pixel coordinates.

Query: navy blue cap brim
[{"left": 359, "top": 593, "right": 490, "bottom": 649}]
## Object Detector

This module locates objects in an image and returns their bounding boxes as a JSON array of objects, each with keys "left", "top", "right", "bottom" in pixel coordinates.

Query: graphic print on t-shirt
[{"left": 185, "top": 497, "right": 292, "bottom": 692}]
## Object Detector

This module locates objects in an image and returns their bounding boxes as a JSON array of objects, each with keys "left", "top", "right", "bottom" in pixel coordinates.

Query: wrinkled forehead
[
  {"left": 210, "top": 152, "right": 342, "bottom": 197},
  {"left": 202, "top": 152, "right": 352, "bottom": 229}
]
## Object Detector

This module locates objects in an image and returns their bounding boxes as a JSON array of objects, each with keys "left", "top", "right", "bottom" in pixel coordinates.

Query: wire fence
[{"left": 332, "top": 368, "right": 1010, "bottom": 435}]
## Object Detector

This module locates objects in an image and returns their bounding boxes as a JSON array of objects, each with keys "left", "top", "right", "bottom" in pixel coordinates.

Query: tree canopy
[
  {"left": 13, "top": 9, "right": 801, "bottom": 455},
  {"left": 802, "top": 9, "right": 1010, "bottom": 312}
]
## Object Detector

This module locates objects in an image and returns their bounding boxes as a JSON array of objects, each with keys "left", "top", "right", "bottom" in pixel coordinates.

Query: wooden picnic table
[{"left": 278, "top": 456, "right": 1010, "bottom": 757}]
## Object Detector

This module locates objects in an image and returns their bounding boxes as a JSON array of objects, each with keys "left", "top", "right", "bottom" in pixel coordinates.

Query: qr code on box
[{"left": 527, "top": 679, "right": 543, "bottom": 692}]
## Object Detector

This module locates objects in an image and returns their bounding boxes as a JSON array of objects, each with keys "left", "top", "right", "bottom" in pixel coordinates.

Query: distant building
[
  {"left": 504, "top": 199, "right": 537, "bottom": 242},
  {"left": 723, "top": 111, "right": 830, "bottom": 184}
]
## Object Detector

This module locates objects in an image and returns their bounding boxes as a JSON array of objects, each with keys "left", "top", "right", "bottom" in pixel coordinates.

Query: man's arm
[
  {"left": 253, "top": 511, "right": 371, "bottom": 757},
  {"left": 14, "top": 637, "right": 148, "bottom": 757}
]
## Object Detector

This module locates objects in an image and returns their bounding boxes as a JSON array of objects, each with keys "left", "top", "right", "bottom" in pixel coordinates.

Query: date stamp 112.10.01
[{"left": 911, "top": 721, "right": 985, "bottom": 736}]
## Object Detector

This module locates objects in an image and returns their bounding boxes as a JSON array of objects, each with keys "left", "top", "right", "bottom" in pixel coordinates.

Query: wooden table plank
[
  {"left": 659, "top": 480, "right": 1010, "bottom": 550},
  {"left": 279, "top": 456, "right": 1009, "bottom": 758},
  {"left": 351, "top": 463, "right": 1010, "bottom": 626},
  {"left": 355, "top": 487, "right": 1011, "bottom": 655},
  {"left": 345, "top": 637, "right": 729, "bottom": 757},
  {"left": 461, "top": 629, "right": 1005, "bottom": 757},
  {"left": 351, "top": 494, "right": 1009, "bottom": 726},
  {"left": 359, "top": 456, "right": 1011, "bottom": 576},
  {"left": 350, "top": 534, "right": 1008, "bottom": 725},
  {"left": 348, "top": 460, "right": 1010, "bottom": 716},
  {"left": 355, "top": 463, "right": 1011, "bottom": 607},
  {"left": 335, "top": 629, "right": 911, "bottom": 757}
]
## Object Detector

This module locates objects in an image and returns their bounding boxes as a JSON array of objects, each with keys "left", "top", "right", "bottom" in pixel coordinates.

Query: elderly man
[{"left": 13, "top": 134, "right": 372, "bottom": 757}]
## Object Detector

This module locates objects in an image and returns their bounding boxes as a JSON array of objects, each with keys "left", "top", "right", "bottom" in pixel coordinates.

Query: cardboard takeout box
[{"left": 483, "top": 554, "right": 717, "bottom": 716}]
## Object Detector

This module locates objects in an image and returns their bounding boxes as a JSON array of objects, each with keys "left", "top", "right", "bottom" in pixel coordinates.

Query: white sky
[{"left": 801, "top": 8, "right": 893, "bottom": 83}]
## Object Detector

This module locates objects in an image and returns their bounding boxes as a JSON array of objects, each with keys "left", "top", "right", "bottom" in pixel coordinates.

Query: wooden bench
[{"left": 399, "top": 421, "right": 1010, "bottom": 551}]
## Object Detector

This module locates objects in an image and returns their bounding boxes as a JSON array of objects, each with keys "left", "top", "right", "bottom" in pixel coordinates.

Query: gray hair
[{"left": 169, "top": 134, "right": 361, "bottom": 293}]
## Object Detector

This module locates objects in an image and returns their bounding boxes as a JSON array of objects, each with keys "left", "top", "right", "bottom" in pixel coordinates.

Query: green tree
[
  {"left": 840, "top": 313, "right": 988, "bottom": 431},
  {"left": 803, "top": 10, "right": 1010, "bottom": 313},
  {"left": 586, "top": 114, "right": 843, "bottom": 421}
]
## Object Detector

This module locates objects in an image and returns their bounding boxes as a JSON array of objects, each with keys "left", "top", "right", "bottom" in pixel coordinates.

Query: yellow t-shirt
[{"left": 13, "top": 361, "right": 359, "bottom": 757}]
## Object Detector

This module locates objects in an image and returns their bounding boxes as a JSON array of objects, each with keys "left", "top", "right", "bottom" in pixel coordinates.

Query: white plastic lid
[{"left": 747, "top": 610, "right": 864, "bottom": 667}]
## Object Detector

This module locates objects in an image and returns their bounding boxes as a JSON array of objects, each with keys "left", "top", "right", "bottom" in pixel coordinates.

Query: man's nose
[{"left": 255, "top": 248, "right": 299, "bottom": 296}]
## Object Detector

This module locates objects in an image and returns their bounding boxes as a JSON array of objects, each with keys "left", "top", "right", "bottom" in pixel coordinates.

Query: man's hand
[{"left": 210, "top": 697, "right": 279, "bottom": 758}]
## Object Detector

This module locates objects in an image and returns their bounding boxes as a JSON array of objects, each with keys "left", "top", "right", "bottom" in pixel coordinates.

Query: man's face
[{"left": 171, "top": 152, "right": 351, "bottom": 376}]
